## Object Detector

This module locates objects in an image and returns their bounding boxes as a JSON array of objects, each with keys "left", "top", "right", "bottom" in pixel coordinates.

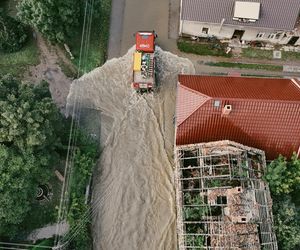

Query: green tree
[
  {"left": 0, "top": 75, "right": 64, "bottom": 237},
  {"left": 265, "top": 154, "right": 300, "bottom": 250},
  {"left": 272, "top": 196, "right": 300, "bottom": 250},
  {"left": 0, "top": 10, "right": 27, "bottom": 52},
  {"left": 17, "top": 0, "right": 80, "bottom": 43},
  {"left": 265, "top": 153, "right": 300, "bottom": 195},
  {"left": 65, "top": 133, "right": 98, "bottom": 250}
]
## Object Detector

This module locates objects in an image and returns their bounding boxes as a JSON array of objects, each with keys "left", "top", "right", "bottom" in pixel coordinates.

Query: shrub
[{"left": 0, "top": 11, "right": 27, "bottom": 52}]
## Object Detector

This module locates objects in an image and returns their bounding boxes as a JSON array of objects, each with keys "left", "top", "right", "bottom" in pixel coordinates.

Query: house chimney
[{"left": 222, "top": 105, "right": 232, "bottom": 116}]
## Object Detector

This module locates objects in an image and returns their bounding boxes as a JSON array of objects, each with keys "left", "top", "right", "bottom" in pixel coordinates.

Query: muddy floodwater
[{"left": 67, "top": 48, "right": 194, "bottom": 250}]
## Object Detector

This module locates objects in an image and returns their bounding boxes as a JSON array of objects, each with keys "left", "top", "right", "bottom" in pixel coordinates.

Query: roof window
[{"left": 233, "top": 1, "right": 260, "bottom": 22}]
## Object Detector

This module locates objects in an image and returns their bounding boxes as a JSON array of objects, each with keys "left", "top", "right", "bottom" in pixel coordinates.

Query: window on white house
[
  {"left": 202, "top": 27, "right": 209, "bottom": 34},
  {"left": 268, "top": 33, "right": 276, "bottom": 39},
  {"left": 256, "top": 32, "right": 265, "bottom": 38},
  {"left": 275, "top": 33, "right": 282, "bottom": 39}
]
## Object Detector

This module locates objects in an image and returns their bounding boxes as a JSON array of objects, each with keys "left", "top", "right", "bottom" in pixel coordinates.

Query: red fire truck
[{"left": 132, "top": 31, "right": 157, "bottom": 92}]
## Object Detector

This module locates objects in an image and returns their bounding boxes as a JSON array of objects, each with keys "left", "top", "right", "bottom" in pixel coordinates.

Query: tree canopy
[
  {"left": 0, "top": 75, "right": 64, "bottom": 237},
  {"left": 265, "top": 153, "right": 300, "bottom": 195},
  {"left": 265, "top": 154, "right": 300, "bottom": 250},
  {"left": 17, "top": 0, "right": 80, "bottom": 43},
  {"left": 0, "top": 10, "right": 27, "bottom": 52},
  {"left": 272, "top": 196, "right": 300, "bottom": 250}
]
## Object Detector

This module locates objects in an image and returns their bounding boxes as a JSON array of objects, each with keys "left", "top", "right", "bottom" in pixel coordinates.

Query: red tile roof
[{"left": 176, "top": 75, "right": 300, "bottom": 159}]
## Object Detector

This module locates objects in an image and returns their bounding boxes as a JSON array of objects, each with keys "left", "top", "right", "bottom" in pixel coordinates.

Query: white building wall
[
  {"left": 180, "top": 20, "right": 300, "bottom": 45},
  {"left": 180, "top": 20, "right": 234, "bottom": 39}
]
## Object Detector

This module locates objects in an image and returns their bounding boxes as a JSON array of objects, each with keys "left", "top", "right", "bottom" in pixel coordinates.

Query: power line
[
  {"left": 1, "top": 0, "right": 96, "bottom": 249},
  {"left": 54, "top": 0, "right": 96, "bottom": 248},
  {"left": 0, "top": 241, "right": 52, "bottom": 249},
  {"left": 0, "top": 247, "right": 28, "bottom": 250}
]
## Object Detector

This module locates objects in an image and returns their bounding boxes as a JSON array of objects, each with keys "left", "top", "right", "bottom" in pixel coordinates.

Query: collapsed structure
[
  {"left": 172, "top": 75, "right": 298, "bottom": 249},
  {"left": 175, "top": 140, "right": 277, "bottom": 249}
]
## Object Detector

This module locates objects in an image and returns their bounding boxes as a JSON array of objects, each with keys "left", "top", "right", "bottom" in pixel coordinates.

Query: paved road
[
  {"left": 108, "top": 0, "right": 179, "bottom": 59},
  {"left": 107, "top": 0, "right": 126, "bottom": 59}
]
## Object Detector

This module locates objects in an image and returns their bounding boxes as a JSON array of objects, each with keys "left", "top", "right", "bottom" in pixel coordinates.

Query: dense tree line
[
  {"left": 265, "top": 154, "right": 300, "bottom": 250},
  {"left": 17, "top": 0, "right": 102, "bottom": 44},
  {"left": 0, "top": 75, "right": 65, "bottom": 237},
  {"left": 0, "top": 75, "right": 98, "bottom": 246}
]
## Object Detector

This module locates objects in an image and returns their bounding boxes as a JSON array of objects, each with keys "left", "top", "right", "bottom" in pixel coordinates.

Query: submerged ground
[{"left": 67, "top": 48, "right": 194, "bottom": 249}]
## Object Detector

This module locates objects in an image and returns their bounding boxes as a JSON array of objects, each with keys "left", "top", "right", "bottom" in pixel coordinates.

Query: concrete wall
[{"left": 180, "top": 20, "right": 300, "bottom": 45}]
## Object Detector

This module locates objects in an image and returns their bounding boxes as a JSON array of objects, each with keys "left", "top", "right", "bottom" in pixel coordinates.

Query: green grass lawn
[
  {"left": 241, "top": 73, "right": 283, "bottom": 78},
  {"left": 205, "top": 61, "right": 283, "bottom": 71},
  {"left": 58, "top": 59, "right": 77, "bottom": 79},
  {"left": 177, "top": 39, "right": 232, "bottom": 57},
  {"left": 242, "top": 47, "right": 300, "bottom": 61},
  {"left": 66, "top": 28, "right": 103, "bottom": 75},
  {"left": 241, "top": 48, "right": 274, "bottom": 60},
  {"left": 282, "top": 51, "right": 300, "bottom": 60},
  {"left": 0, "top": 36, "right": 40, "bottom": 78},
  {"left": 30, "top": 238, "right": 54, "bottom": 249},
  {"left": 17, "top": 173, "right": 62, "bottom": 236},
  {"left": 177, "top": 39, "right": 300, "bottom": 62},
  {"left": 1, "top": 0, "right": 40, "bottom": 78}
]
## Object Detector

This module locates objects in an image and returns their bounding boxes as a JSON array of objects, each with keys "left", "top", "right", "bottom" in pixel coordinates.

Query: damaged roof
[
  {"left": 181, "top": 0, "right": 300, "bottom": 30},
  {"left": 176, "top": 75, "right": 300, "bottom": 159}
]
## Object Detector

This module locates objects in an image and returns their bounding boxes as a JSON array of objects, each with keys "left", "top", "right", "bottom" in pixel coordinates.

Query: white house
[{"left": 179, "top": 0, "right": 300, "bottom": 45}]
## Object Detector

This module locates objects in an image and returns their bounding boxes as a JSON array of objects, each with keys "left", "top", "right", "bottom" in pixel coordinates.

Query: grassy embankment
[
  {"left": 178, "top": 38, "right": 300, "bottom": 61},
  {"left": 0, "top": 37, "right": 40, "bottom": 78},
  {"left": 64, "top": 0, "right": 111, "bottom": 76},
  {"left": 205, "top": 61, "right": 283, "bottom": 71},
  {"left": 60, "top": 1, "right": 111, "bottom": 248},
  {"left": 242, "top": 47, "right": 300, "bottom": 60}
]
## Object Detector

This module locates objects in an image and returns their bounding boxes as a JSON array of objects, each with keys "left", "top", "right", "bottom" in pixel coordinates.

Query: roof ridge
[
  {"left": 177, "top": 83, "right": 211, "bottom": 127},
  {"left": 215, "top": 97, "right": 300, "bottom": 104},
  {"left": 179, "top": 83, "right": 211, "bottom": 98},
  {"left": 291, "top": 79, "right": 300, "bottom": 91}
]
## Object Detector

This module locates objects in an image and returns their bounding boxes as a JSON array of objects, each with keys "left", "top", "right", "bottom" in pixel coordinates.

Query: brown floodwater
[{"left": 67, "top": 48, "right": 194, "bottom": 250}]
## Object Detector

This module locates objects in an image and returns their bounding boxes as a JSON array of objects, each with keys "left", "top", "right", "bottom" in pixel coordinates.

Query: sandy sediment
[{"left": 66, "top": 48, "right": 194, "bottom": 250}]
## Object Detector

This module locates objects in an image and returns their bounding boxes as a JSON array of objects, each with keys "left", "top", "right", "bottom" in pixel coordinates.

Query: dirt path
[
  {"left": 66, "top": 48, "right": 194, "bottom": 250},
  {"left": 27, "top": 222, "right": 69, "bottom": 243},
  {"left": 24, "top": 33, "right": 75, "bottom": 113}
]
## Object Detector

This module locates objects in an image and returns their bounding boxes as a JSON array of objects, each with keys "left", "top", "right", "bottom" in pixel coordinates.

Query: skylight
[{"left": 233, "top": 1, "right": 261, "bottom": 21}]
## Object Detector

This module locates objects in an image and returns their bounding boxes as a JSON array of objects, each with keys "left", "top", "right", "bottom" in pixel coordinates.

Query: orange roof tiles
[{"left": 176, "top": 75, "right": 300, "bottom": 159}]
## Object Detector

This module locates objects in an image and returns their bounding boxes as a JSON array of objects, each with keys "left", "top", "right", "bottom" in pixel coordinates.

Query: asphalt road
[
  {"left": 108, "top": 0, "right": 179, "bottom": 59},
  {"left": 107, "top": 0, "right": 126, "bottom": 59}
]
